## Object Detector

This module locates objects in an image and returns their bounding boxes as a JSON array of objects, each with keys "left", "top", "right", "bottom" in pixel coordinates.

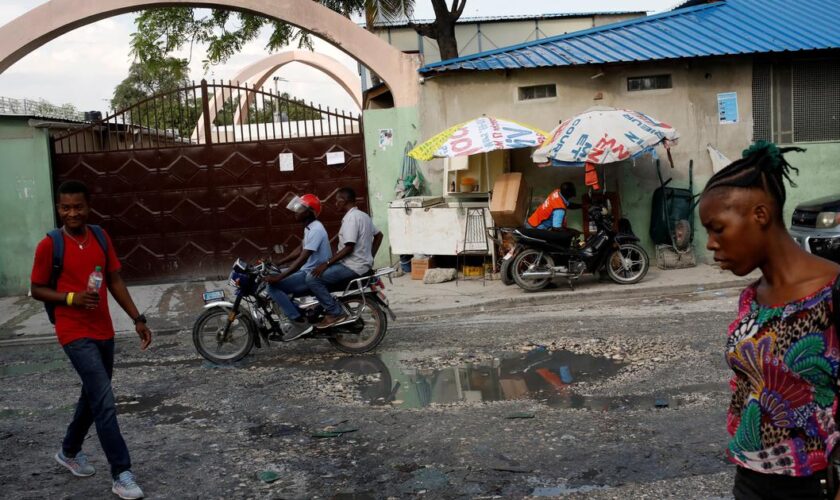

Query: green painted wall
[
  {"left": 0, "top": 117, "right": 55, "bottom": 296},
  {"left": 619, "top": 142, "right": 840, "bottom": 261},
  {"left": 362, "top": 107, "right": 421, "bottom": 268},
  {"left": 779, "top": 142, "right": 840, "bottom": 223}
]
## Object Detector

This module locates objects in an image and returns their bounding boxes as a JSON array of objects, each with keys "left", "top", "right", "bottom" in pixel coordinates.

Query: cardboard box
[
  {"left": 490, "top": 173, "right": 529, "bottom": 228},
  {"left": 411, "top": 257, "right": 435, "bottom": 280}
]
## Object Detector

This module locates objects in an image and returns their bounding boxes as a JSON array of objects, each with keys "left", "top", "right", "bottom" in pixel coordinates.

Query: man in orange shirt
[{"left": 526, "top": 182, "right": 580, "bottom": 231}]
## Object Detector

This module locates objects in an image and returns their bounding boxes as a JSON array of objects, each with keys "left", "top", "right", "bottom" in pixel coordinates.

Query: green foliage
[
  {"left": 110, "top": 57, "right": 191, "bottom": 111},
  {"left": 131, "top": 2, "right": 416, "bottom": 70},
  {"left": 110, "top": 57, "right": 198, "bottom": 138}
]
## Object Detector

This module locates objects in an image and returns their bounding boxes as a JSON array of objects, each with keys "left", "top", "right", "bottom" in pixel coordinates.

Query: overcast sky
[{"left": 0, "top": 1, "right": 676, "bottom": 113}]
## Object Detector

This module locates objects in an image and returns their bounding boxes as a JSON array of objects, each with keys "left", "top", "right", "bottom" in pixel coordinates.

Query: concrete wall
[
  {"left": 0, "top": 117, "right": 55, "bottom": 296},
  {"left": 417, "top": 57, "right": 757, "bottom": 259},
  {"left": 362, "top": 106, "right": 421, "bottom": 268},
  {"left": 373, "top": 13, "right": 643, "bottom": 66}
]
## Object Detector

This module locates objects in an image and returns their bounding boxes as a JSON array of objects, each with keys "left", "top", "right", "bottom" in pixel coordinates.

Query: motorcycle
[
  {"left": 502, "top": 203, "right": 649, "bottom": 292},
  {"left": 193, "top": 258, "right": 397, "bottom": 364}
]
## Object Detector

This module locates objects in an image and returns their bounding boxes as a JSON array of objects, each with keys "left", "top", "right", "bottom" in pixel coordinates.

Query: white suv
[{"left": 789, "top": 195, "right": 840, "bottom": 263}]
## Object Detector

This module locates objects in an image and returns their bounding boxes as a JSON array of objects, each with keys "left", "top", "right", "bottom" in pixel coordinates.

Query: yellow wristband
[{"left": 66, "top": 292, "right": 74, "bottom": 306}]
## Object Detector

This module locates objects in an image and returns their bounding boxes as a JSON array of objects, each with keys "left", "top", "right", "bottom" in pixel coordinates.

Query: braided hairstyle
[{"left": 702, "top": 141, "right": 805, "bottom": 221}]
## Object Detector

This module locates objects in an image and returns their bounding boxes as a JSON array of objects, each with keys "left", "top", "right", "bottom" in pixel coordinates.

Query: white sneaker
[
  {"left": 55, "top": 450, "right": 96, "bottom": 477},
  {"left": 112, "top": 470, "right": 144, "bottom": 499}
]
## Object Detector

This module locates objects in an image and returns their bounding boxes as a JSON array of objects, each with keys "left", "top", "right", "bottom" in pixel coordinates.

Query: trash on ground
[
  {"left": 257, "top": 470, "right": 280, "bottom": 483},
  {"left": 506, "top": 412, "right": 535, "bottom": 419}
]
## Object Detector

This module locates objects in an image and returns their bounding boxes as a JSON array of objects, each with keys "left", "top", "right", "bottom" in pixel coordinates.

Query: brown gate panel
[
  {"left": 51, "top": 82, "right": 368, "bottom": 283},
  {"left": 48, "top": 82, "right": 369, "bottom": 282}
]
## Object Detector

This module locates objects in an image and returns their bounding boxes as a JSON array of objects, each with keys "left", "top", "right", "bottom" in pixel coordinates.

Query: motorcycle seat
[{"left": 519, "top": 227, "right": 573, "bottom": 247}]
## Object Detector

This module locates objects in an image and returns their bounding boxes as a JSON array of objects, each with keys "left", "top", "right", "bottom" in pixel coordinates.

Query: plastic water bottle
[{"left": 87, "top": 266, "right": 104, "bottom": 294}]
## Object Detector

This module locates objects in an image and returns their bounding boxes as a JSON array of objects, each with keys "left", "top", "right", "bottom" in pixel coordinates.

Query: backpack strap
[
  {"left": 88, "top": 224, "right": 109, "bottom": 277},
  {"left": 45, "top": 229, "right": 64, "bottom": 324}
]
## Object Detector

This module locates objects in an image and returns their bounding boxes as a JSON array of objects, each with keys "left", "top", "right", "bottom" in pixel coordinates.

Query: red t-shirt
[{"left": 30, "top": 228, "right": 122, "bottom": 346}]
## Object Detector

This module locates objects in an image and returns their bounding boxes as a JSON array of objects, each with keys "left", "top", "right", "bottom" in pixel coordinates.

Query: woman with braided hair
[{"left": 699, "top": 142, "right": 840, "bottom": 498}]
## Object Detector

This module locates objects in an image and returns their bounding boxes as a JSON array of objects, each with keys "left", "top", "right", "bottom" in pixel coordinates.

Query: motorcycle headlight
[{"left": 816, "top": 212, "right": 840, "bottom": 228}]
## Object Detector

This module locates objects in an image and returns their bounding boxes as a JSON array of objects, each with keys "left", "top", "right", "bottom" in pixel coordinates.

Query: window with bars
[
  {"left": 627, "top": 74, "right": 672, "bottom": 92},
  {"left": 752, "top": 59, "right": 840, "bottom": 143},
  {"left": 517, "top": 84, "right": 557, "bottom": 101}
]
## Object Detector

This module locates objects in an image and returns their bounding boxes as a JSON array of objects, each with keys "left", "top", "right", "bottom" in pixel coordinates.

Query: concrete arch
[
  {"left": 208, "top": 50, "right": 363, "bottom": 130},
  {"left": 0, "top": 0, "right": 419, "bottom": 106}
]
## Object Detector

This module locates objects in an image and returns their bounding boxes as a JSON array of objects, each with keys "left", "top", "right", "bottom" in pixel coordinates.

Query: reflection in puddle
[{"left": 333, "top": 350, "right": 726, "bottom": 410}]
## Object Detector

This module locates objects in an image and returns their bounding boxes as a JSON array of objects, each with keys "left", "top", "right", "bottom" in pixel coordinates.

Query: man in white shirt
[{"left": 306, "top": 187, "right": 382, "bottom": 328}]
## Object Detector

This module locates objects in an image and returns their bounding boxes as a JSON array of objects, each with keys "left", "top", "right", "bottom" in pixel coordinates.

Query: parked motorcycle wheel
[
  {"left": 192, "top": 307, "right": 255, "bottom": 364},
  {"left": 329, "top": 297, "right": 388, "bottom": 354},
  {"left": 512, "top": 249, "right": 555, "bottom": 292},
  {"left": 606, "top": 243, "right": 650, "bottom": 285},
  {"left": 500, "top": 257, "right": 514, "bottom": 286}
]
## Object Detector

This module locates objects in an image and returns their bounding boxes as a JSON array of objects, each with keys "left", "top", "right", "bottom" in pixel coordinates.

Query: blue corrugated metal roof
[{"left": 419, "top": 0, "right": 840, "bottom": 74}]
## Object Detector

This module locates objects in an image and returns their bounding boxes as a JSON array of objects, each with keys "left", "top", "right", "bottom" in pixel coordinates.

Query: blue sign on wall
[{"left": 717, "top": 92, "right": 739, "bottom": 125}]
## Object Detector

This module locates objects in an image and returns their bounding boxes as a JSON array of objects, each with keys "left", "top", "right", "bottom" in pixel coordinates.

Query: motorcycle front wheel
[
  {"left": 329, "top": 297, "right": 388, "bottom": 354},
  {"left": 192, "top": 307, "right": 255, "bottom": 364},
  {"left": 606, "top": 243, "right": 650, "bottom": 285},
  {"left": 512, "top": 249, "right": 554, "bottom": 292}
]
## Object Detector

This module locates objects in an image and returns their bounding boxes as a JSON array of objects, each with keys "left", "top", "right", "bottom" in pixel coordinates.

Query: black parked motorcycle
[
  {"left": 193, "top": 259, "right": 397, "bottom": 364},
  {"left": 502, "top": 203, "right": 649, "bottom": 292}
]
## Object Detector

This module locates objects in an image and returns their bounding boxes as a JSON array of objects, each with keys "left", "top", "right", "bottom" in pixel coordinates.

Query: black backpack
[{"left": 44, "top": 225, "right": 108, "bottom": 324}]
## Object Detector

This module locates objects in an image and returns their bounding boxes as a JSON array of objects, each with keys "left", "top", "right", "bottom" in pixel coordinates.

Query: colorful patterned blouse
[{"left": 726, "top": 279, "right": 839, "bottom": 476}]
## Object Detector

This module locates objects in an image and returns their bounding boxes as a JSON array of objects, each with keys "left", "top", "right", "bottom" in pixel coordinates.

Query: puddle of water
[
  {"left": 532, "top": 484, "right": 607, "bottom": 496},
  {"left": 116, "top": 358, "right": 203, "bottom": 369},
  {"left": 116, "top": 394, "right": 215, "bottom": 424},
  {"left": 0, "top": 359, "right": 68, "bottom": 377},
  {"left": 328, "top": 349, "right": 627, "bottom": 409},
  {"left": 315, "top": 349, "right": 727, "bottom": 411}
]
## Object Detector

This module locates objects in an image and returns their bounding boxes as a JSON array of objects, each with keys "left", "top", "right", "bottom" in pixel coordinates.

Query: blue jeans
[
  {"left": 305, "top": 263, "right": 361, "bottom": 316},
  {"left": 267, "top": 270, "right": 311, "bottom": 320},
  {"left": 62, "top": 338, "right": 131, "bottom": 479}
]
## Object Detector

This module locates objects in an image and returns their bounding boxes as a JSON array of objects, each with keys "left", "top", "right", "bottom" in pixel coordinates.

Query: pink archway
[
  {"left": 198, "top": 50, "right": 363, "bottom": 137},
  {"left": 0, "top": 0, "right": 419, "bottom": 106}
]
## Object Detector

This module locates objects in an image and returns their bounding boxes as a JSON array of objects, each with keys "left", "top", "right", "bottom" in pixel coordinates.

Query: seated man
[
  {"left": 307, "top": 187, "right": 383, "bottom": 329},
  {"left": 264, "top": 194, "right": 330, "bottom": 340},
  {"left": 526, "top": 182, "right": 581, "bottom": 232}
]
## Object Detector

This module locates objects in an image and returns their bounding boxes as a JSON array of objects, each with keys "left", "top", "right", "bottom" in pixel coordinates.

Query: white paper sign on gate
[
  {"left": 278, "top": 153, "right": 294, "bottom": 172},
  {"left": 326, "top": 151, "right": 346, "bottom": 165}
]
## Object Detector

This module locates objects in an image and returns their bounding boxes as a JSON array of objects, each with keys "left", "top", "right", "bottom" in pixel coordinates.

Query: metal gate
[{"left": 51, "top": 80, "right": 368, "bottom": 282}]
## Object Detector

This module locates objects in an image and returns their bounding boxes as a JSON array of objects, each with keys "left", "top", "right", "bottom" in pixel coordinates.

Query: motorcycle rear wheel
[
  {"left": 606, "top": 243, "right": 650, "bottom": 285},
  {"left": 192, "top": 307, "right": 255, "bottom": 364},
  {"left": 500, "top": 257, "right": 514, "bottom": 286},
  {"left": 512, "top": 249, "right": 554, "bottom": 292},
  {"left": 329, "top": 297, "right": 388, "bottom": 354}
]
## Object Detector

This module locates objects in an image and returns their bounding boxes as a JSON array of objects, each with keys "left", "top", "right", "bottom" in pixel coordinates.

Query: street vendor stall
[{"left": 388, "top": 116, "right": 548, "bottom": 262}]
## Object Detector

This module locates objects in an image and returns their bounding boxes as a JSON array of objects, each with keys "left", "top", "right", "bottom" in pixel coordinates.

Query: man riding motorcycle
[
  {"left": 307, "top": 187, "right": 383, "bottom": 329},
  {"left": 264, "top": 194, "right": 331, "bottom": 340}
]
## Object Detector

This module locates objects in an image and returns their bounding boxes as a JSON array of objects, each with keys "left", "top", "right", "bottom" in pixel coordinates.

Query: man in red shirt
[{"left": 30, "top": 180, "right": 152, "bottom": 499}]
